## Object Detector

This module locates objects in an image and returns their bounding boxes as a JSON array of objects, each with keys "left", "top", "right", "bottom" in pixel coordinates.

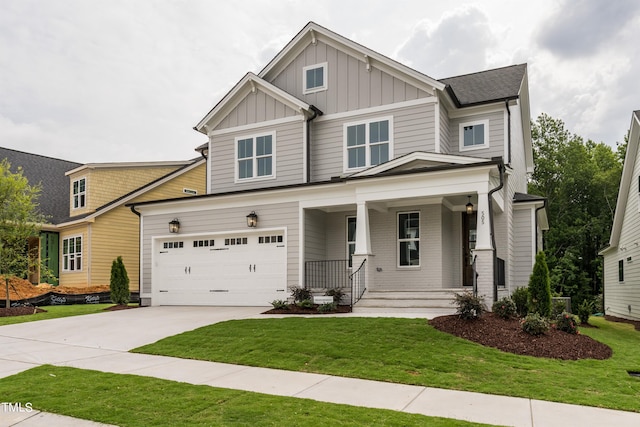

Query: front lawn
[
  {"left": 0, "top": 304, "right": 121, "bottom": 326},
  {"left": 0, "top": 365, "right": 494, "bottom": 427},
  {"left": 133, "top": 316, "right": 640, "bottom": 412}
]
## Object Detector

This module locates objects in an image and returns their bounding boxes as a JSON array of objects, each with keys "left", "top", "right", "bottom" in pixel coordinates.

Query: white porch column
[
  {"left": 473, "top": 190, "right": 494, "bottom": 305},
  {"left": 475, "top": 190, "right": 491, "bottom": 250},
  {"left": 352, "top": 201, "right": 373, "bottom": 299}
]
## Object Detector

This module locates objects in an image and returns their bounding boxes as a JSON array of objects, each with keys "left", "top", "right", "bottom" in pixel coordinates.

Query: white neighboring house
[
  {"left": 601, "top": 111, "right": 640, "bottom": 320},
  {"left": 128, "top": 22, "right": 548, "bottom": 309}
]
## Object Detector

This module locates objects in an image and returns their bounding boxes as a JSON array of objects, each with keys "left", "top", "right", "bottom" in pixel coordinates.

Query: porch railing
[
  {"left": 350, "top": 259, "right": 367, "bottom": 306},
  {"left": 304, "top": 260, "right": 350, "bottom": 290}
]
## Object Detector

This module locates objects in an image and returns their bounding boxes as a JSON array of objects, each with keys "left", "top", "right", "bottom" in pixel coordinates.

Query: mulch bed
[
  {"left": 430, "top": 313, "right": 612, "bottom": 360},
  {"left": 103, "top": 304, "right": 139, "bottom": 311},
  {"left": 605, "top": 314, "right": 640, "bottom": 331},
  {"left": 0, "top": 306, "right": 47, "bottom": 317},
  {"left": 263, "top": 304, "right": 352, "bottom": 315}
]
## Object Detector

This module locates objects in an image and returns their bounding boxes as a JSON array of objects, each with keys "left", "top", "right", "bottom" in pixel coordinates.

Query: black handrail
[{"left": 350, "top": 259, "right": 367, "bottom": 306}]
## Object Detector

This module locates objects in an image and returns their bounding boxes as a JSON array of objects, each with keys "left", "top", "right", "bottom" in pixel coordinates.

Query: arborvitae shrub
[
  {"left": 528, "top": 252, "right": 552, "bottom": 318},
  {"left": 109, "top": 256, "right": 130, "bottom": 305}
]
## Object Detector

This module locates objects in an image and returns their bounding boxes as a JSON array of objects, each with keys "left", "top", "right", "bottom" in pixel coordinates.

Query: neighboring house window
[
  {"left": 303, "top": 62, "right": 327, "bottom": 94},
  {"left": 398, "top": 212, "right": 420, "bottom": 267},
  {"left": 235, "top": 132, "right": 275, "bottom": 181},
  {"left": 73, "top": 178, "right": 86, "bottom": 209},
  {"left": 62, "top": 236, "right": 82, "bottom": 271},
  {"left": 459, "top": 120, "right": 489, "bottom": 151},
  {"left": 619, "top": 260, "right": 624, "bottom": 282},
  {"left": 347, "top": 216, "right": 356, "bottom": 267},
  {"left": 344, "top": 117, "right": 393, "bottom": 170}
]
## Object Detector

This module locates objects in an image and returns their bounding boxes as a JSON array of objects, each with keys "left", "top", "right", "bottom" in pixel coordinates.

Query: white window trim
[
  {"left": 62, "top": 235, "right": 83, "bottom": 272},
  {"left": 347, "top": 216, "right": 356, "bottom": 268},
  {"left": 397, "top": 211, "right": 420, "bottom": 268},
  {"left": 343, "top": 116, "right": 394, "bottom": 172},
  {"left": 234, "top": 131, "right": 277, "bottom": 183},
  {"left": 459, "top": 119, "right": 489, "bottom": 152},
  {"left": 72, "top": 177, "right": 87, "bottom": 210},
  {"left": 303, "top": 62, "right": 328, "bottom": 94}
]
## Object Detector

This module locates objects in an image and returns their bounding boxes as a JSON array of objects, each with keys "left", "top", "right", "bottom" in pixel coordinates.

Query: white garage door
[{"left": 153, "top": 231, "right": 287, "bottom": 306}]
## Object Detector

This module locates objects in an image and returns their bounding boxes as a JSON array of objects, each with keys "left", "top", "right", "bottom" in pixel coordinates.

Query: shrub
[
  {"left": 317, "top": 302, "right": 337, "bottom": 313},
  {"left": 296, "top": 299, "right": 314, "bottom": 309},
  {"left": 511, "top": 287, "right": 529, "bottom": 317},
  {"left": 492, "top": 297, "right": 517, "bottom": 319},
  {"left": 325, "top": 288, "right": 346, "bottom": 305},
  {"left": 593, "top": 294, "right": 604, "bottom": 313},
  {"left": 577, "top": 299, "right": 593, "bottom": 324},
  {"left": 521, "top": 313, "right": 550, "bottom": 336},
  {"left": 528, "top": 252, "right": 552, "bottom": 318},
  {"left": 555, "top": 312, "right": 579, "bottom": 334},
  {"left": 289, "top": 286, "right": 312, "bottom": 303},
  {"left": 453, "top": 292, "right": 486, "bottom": 320},
  {"left": 551, "top": 299, "right": 568, "bottom": 318},
  {"left": 109, "top": 256, "right": 130, "bottom": 305},
  {"left": 270, "top": 300, "right": 289, "bottom": 310}
]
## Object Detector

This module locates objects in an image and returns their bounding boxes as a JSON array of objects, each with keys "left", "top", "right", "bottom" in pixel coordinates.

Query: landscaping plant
[
  {"left": 511, "top": 286, "right": 529, "bottom": 317},
  {"left": 109, "top": 256, "right": 130, "bottom": 305},
  {"left": 317, "top": 302, "right": 337, "bottom": 313},
  {"left": 492, "top": 297, "right": 517, "bottom": 319},
  {"left": 554, "top": 312, "right": 579, "bottom": 335},
  {"left": 453, "top": 291, "right": 486, "bottom": 320},
  {"left": 325, "top": 288, "right": 345, "bottom": 305},
  {"left": 577, "top": 299, "right": 593, "bottom": 324},
  {"left": 289, "top": 286, "right": 311, "bottom": 303},
  {"left": 270, "top": 300, "right": 289, "bottom": 310},
  {"left": 521, "top": 313, "right": 550, "bottom": 336},
  {"left": 528, "top": 251, "right": 552, "bottom": 318}
]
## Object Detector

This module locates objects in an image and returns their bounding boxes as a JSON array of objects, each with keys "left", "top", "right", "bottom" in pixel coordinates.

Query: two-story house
[{"left": 129, "top": 22, "right": 547, "bottom": 309}]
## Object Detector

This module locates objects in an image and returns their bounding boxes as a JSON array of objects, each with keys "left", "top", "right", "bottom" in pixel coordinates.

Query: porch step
[{"left": 354, "top": 289, "right": 466, "bottom": 310}]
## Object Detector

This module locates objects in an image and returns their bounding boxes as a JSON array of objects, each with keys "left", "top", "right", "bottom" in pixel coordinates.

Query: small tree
[
  {"left": 528, "top": 251, "right": 552, "bottom": 318},
  {"left": 109, "top": 256, "right": 130, "bottom": 305}
]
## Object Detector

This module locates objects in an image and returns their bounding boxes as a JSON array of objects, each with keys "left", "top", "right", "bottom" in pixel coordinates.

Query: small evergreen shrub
[
  {"left": 270, "top": 300, "right": 289, "bottom": 310},
  {"left": 551, "top": 299, "right": 568, "bottom": 318},
  {"left": 296, "top": 299, "right": 314, "bottom": 309},
  {"left": 555, "top": 312, "right": 579, "bottom": 334},
  {"left": 528, "top": 252, "right": 552, "bottom": 318},
  {"left": 325, "top": 288, "right": 346, "bottom": 305},
  {"left": 289, "top": 286, "right": 312, "bottom": 303},
  {"left": 492, "top": 297, "right": 517, "bottom": 319},
  {"left": 109, "top": 256, "right": 130, "bottom": 305},
  {"left": 317, "top": 302, "right": 337, "bottom": 313},
  {"left": 511, "top": 287, "right": 529, "bottom": 317},
  {"left": 521, "top": 313, "right": 550, "bottom": 336},
  {"left": 453, "top": 292, "right": 486, "bottom": 320},
  {"left": 593, "top": 294, "right": 604, "bottom": 313},
  {"left": 577, "top": 299, "right": 593, "bottom": 324}
]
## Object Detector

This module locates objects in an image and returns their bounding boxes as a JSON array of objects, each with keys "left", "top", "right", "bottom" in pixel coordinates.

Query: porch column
[
  {"left": 473, "top": 190, "right": 494, "bottom": 304},
  {"left": 352, "top": 201, "right": 373, "bottom": 299}
]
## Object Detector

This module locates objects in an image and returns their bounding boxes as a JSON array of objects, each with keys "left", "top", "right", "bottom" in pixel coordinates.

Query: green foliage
[
  {"left": 270, "top": 300, "right": 289, "bottom": 310},
  {"left": 109, "top": 256, "right": 130, "bottom": 305},
  {"left": 521, "top": 313, "right": 550, "bottom": 336},
  {"left": 492, "top": 297, "right": 517, "bottom": 319},
  {"left": 554, "top": 312, "right": 579, "bottom": 335},
  {"left": 317, "top": 302, "right": 337, "bottom": 313},
  {"left": 511, "top": 287, "right": 529, "bottom": 317},
  {"left": 577, "top": 299, "right": 594, "bottom": 324},
  {"left": 324, "top": 288, "right": 346, "bottom": 305},
  {"left": 551, "top": 299, "right": 568, "bottom": 318},
  {"left": 528, "top": 252, "right": 552, "bottom": 318},
  {"left": 296, "top": 299, "right": 313, "bottom": 309},
  {"left": 453, "top": 291, "right": 486, "bottom": 320},
  {"left": 289, "top": 286, "right": 311, "bottom": 303}
]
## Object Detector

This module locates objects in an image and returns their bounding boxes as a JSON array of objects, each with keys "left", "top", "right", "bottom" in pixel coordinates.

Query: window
[
  {"left": 303, "top": 62, "right": 327, "bottom": 94},
  {"left": 72, "top": 178, "right": 86, "bottom": 209},
  {"left": 235, "top": 132, "right": 275, "bottom": 181},
  {"left": 347, "top": 216, "right": 356, "bottom": 267},
  {"left": 225, "top": 237, "right": 248, "bottom": 246},
  {"left": 258, "top": 235, "right": 284, "bottom": 244},
  {"left": 398, "top": 212, "right": 420, "bottom": 267},
  {"left": 62, "top": 236, "right": 82, "bottom": 271},
  {"left": 193, "top": 240, "right": 214, "bottom": 248},
  {"left": 163, "top": 241, "right": 184, "bottom": 249},
  {"left": 619, "top": 260, "right": 624, "bottom": 282},
  {"left": 344, "top": 117, "right": 393, "bottom": 170},
  {"left": 459, "top": 120, "right": 489, "bottom": 151}
]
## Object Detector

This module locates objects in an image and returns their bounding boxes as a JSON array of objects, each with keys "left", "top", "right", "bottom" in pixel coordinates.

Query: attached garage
[{"left": 152, "top": 230, "right": 287, "bottom": 306}]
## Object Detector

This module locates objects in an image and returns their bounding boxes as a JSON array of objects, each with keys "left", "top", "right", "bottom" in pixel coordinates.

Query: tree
[
  {"left": 0, "top": 159, "right": 44, "bottom": 308},
  {"left": 109, "top": 256, "right": 130, "bottom": 305},
  {"left": 528, "top": 251, "right": 552, "bottom": 317}
]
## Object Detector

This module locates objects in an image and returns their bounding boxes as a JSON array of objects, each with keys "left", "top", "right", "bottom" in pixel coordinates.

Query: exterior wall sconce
[
  {"left": 246, "top": 211, "right": 258, "bottom": 228},
  {"left": 169, "top": 218, "right": 180, "bottom": 233},
  {"left": 466, "top": 196, "right": 474, "bottom": 215}
]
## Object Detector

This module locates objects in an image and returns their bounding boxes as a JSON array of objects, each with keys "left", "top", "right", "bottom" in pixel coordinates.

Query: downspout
[
  {"left": 305, "top": 105, "right": 323, "bottom": 183},
  {"left": 505, "top": 100, "right": 512, "bottom": 165},
  {"left": 130, "top": 205, "right": 141, "bottom": 303},
  {"left": 488, "top": 160, "right": 505, "bottom": 303},
  {"left": 534, "top": 200, "right": 547, "bottom": 254}
]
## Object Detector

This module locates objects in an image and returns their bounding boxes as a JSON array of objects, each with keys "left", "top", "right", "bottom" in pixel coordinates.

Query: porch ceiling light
[
  {"left": 169, "top": 218, "right": 180, "bottom": 233},
  {"left": 246, "top": 211, "right": 258, "bottom": 228},
  {"left": 466, "top": 196, "right": 474, "bottom": 215}
]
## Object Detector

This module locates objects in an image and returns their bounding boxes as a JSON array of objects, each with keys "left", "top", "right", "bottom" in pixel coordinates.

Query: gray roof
[
  {"left": 635, "top": 110, "right": 640, "bottom": 121},
  {"left": 0, "top": 147, "right": 82, "bottom": 224},
  {"left": 513, "top": 192, "right": 546, "bottom": 203},
  {"left": 440, "top": 64, "right": 527, "bottom": 107}
]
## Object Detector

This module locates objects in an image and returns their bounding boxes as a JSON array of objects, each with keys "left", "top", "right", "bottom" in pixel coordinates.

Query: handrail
[{"left": 350, "top": 259, "right": 367, "bottom": 306}]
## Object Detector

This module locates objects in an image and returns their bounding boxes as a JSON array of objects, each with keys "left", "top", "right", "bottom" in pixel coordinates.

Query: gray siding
[
  {"left": 304, "top": 209, "right": 327, "bottom": 261},
  {"left": 215, "top": 90, "right": 298, "bottom": 131},
  {"left": 449, "top": 110, "right": 504, "bottom": 159},
  {"left": 439, "top": 104, "right": 451, "bottom": 154},
  {"left": 512, "top": 208, "right": 534, "bottom": 287}
]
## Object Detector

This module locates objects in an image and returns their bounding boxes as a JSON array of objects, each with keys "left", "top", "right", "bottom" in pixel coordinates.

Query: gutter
[
  {"left": 505, "top": 100, "right": 512, "bottom": 165},
  {"left": 488, "top": 159, "right": 505, "bottom": 303},
  {"left": 305, "top": 105, "right": 323, "bottom": 183},
  {"left": 534, "top": 199, "right": 547, "bottom": 254},
  {"left": 130, "top": 205, "right": 142, "bottom": 301}
]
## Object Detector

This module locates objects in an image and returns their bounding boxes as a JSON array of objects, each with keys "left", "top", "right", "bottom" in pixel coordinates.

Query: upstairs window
[
  {"left": 303, "top": 62, "right": 327, "bottom": 94},
  {"left": 459, "top": 120, "right": 489, "bottom": 151},
  {"left": 235, "top": 132, "right": 275, "bottom": 182},
  {"left": 344, "top": 117, "right": 393, "bottom": 170},
  {"left": 62, "top": 236, "right": 82, "bottom": 271},
  {"left": 72, "top": 178, "right": 86, "bottom": 209}
]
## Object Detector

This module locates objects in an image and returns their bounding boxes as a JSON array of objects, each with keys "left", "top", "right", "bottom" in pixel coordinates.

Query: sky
[{"left": 1, "top": 0, "right": 639, "bottom": 163}]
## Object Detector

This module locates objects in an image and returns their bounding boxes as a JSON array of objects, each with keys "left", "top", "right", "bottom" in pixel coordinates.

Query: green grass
[
  {"left": 0, "top": 304, "right": 124, "bottom": 326},
  {"left": 0, "top": 365, "right": 494, "bottom": 427},
  {"left": 134, "top": 316, "right": 640, "bottom": 412}
]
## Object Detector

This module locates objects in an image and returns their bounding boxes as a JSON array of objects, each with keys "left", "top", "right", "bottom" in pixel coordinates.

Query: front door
[{"left": 462, "top": 212, "right": 477, "bottom": 287}]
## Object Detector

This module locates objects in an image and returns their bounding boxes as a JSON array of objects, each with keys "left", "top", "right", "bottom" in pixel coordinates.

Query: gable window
[
  {"left": 459, "top": 120, "right": 489, "bottom": 151},
  {"left": 347, "top": 216, "right": 356, "bottom": 267},
  {"left": 62, "top": 236, "right": 82, "bottom": 271},
  {"left": 72, "top": 178, "right": 86, "bottom": 209},
  {"left": 235, "top": 132, "right": 275, "bottom": 182},
  {"left": 344, "top": 117, "right": 393, "bottom": 170},
  {"left": 619, "top": 260, "right": 624, "bottom": 282},
  {"left": 398, "top": 212, "right": 420, "bottom": 267},
  {"left": 303, "top": 62, "right": 327, "bottom": 94}
]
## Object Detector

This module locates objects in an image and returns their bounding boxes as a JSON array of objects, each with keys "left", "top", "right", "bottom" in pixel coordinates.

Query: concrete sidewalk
[{"left": 0, "top": 306, "right": 639, "bottom": 427}]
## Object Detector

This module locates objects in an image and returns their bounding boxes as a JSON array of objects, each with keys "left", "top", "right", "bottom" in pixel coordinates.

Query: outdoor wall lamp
[
  {"left": 246, "top": 211, "right": 258, "bottom": 228},
  {"left": 466, "top": 196, "right": 474, "bottom": 215},
  {"left": 169, "top": 218, "right": 180, "bottom": 233}
]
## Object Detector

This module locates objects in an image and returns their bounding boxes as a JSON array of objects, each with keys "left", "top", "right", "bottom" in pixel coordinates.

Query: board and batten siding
[
  {"left": 214, "top": 89, "right": 299, "bottom": 131},
  {"left": 141, "top": 201, "right": 299, "bottom": 295},
  {"left": 449, "top": 110, "right": 504, "bottom": 159},
  {"left": 269, "top": 40, "right": 432, "bottom": 115},
  {"left": 209, "top": 120, "right": 304, "bottom": 193}
]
